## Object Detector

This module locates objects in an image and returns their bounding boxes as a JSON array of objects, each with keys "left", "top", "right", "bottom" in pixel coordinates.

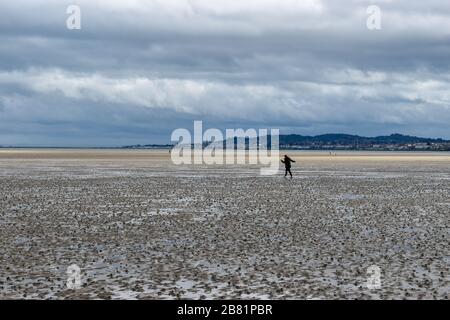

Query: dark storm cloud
[{"left": 0, "top": 0, "right": 450, "bottom": 146}]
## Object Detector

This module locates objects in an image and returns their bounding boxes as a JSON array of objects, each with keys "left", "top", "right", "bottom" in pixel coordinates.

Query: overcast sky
[{"left": 0, "top": 0, "right": 449, "bottom": 146}]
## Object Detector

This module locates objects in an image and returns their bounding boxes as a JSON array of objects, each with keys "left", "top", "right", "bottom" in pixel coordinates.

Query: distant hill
[
  {"left": 279, "top": 133, "right": 449, "bottom": 146},
  {"left": 121, "top": 133, "right": 450, "bottom": 151},
  {"left": 122, "top": 144, "right": 172, "bottom": 149}
]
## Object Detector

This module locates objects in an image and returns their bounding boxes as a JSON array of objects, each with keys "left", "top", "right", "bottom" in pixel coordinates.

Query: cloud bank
[{"left": 1, "top": 0, "right": 449, "bottom": 146}]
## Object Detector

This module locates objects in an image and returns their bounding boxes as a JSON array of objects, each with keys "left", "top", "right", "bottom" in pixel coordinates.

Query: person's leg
[
  {"left": 284, "top": 168, "right": 288, "bottom": 177},
  {"left": 289, "top": 168, "right": 293, "bottom": 178}
]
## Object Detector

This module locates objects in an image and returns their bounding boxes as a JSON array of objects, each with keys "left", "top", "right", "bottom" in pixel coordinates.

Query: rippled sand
[{"left": 0, "top": 149, "right": 449, "bottom": 299}]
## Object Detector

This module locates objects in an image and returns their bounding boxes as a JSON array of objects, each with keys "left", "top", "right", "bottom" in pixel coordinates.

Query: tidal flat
[{"left": 0, "top": 149, "right": 449, "bottom": 299}]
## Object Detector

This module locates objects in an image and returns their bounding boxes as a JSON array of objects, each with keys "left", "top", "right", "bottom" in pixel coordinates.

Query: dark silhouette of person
[{"left": 281, "top": 155, "right": 295, "bottom": 178}]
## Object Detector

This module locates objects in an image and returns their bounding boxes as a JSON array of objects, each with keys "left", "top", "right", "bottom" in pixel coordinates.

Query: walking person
[{"left": 281, "top": 155, "right": 295, "bottom": 179}]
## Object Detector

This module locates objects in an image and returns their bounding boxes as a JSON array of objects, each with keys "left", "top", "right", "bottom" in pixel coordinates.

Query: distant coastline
[
  {"left": 120, "top": 133, "right": 450, "bottom": 152},
  {"left": 2, "top": 133, "right": 450, "bottom": 151}
]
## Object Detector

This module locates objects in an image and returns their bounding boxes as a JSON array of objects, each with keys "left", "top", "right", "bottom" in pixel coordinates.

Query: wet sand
[{"left": 0, "top": 149, "right": 449, "bottom": 299}]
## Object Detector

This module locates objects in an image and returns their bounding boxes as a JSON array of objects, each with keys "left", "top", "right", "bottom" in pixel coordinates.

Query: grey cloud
[{"left": 0, "top": 0, "right": 450, "bottom": 146}]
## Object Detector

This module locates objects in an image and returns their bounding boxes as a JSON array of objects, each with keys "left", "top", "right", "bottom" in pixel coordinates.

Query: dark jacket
[{"left": 281, "top": 156, "right": 295, "bottom": 168}]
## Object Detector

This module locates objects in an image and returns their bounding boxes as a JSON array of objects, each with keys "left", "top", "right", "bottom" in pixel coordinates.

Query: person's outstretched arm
[{"left": 281, "top": 159, "right": 285, "bottom": 163}]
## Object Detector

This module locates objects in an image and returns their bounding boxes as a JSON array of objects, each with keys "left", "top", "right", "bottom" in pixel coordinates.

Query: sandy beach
[{"left": 0, "top": 149, "right": 449, "bottom": 299}]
